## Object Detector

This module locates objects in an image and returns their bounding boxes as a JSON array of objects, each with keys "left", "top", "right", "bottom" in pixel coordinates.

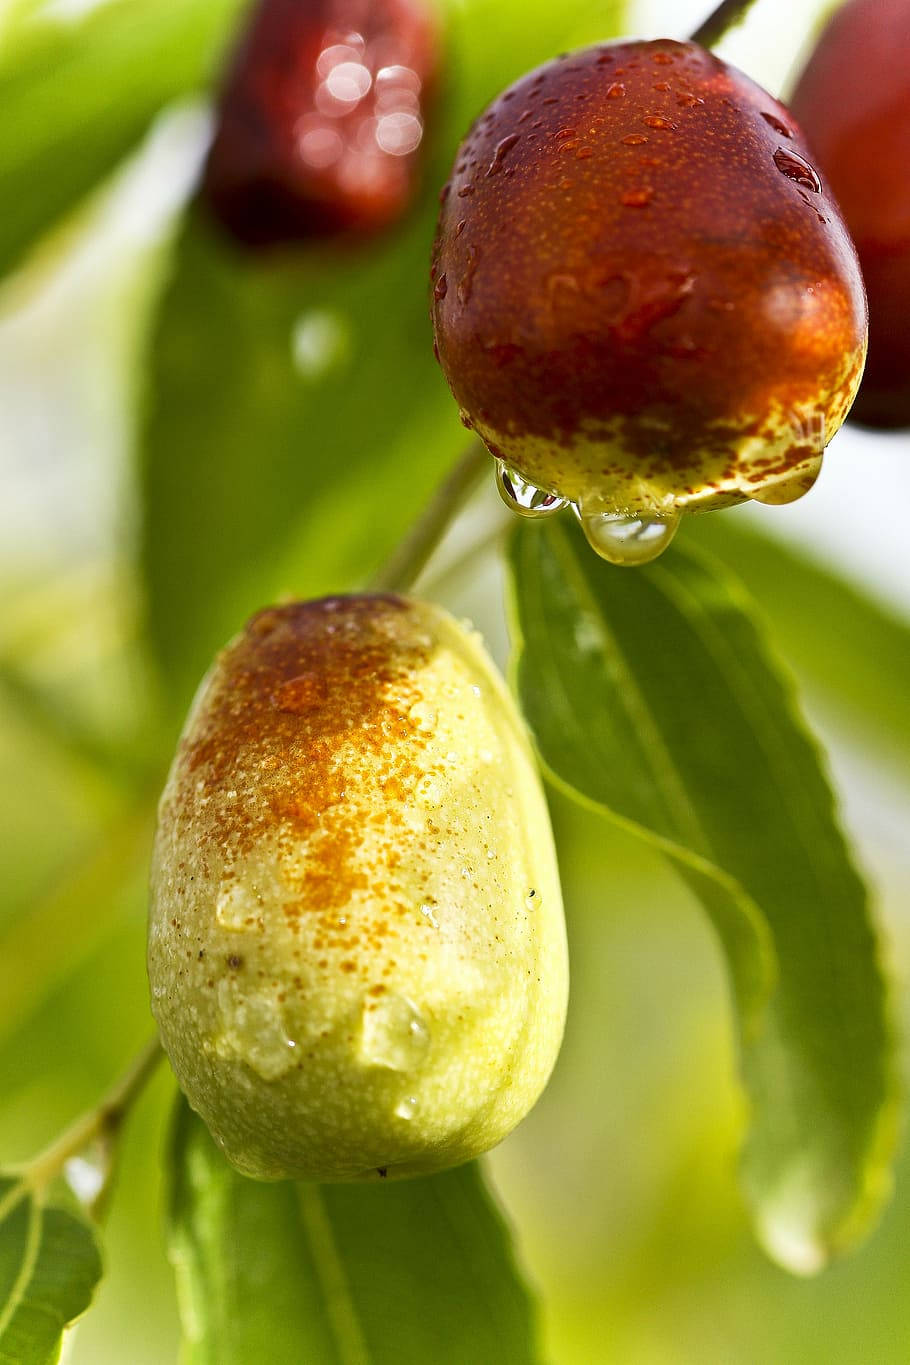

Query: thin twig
[
  {"left": 690, "top": 0, "right": 759, "bottom": 48},
  {"left": 24, "top": 1037, "right": 164, "bottom": 1196},
  {"left": 367, "top": 439, "right": 490, "bottom": 595}
]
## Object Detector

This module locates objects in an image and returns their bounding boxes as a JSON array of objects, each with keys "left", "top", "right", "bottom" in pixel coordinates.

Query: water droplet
[
  {"left": 454, "top": 219, "right": 466, "bottom": 238},
  {"left": 643, "top": 115, "right": 676, "bottom": 130},
  {"left": 622, "top": 133, "right": 649, "bottom": 146},
  {"left": 487, "top": 133, "right": 520, "bottom": 176},
  {"left": 676, "top": 91, "right": 704, "bottom": 108},
  {"left": 434, "top": 273, "right": 448, "bottom": 301},
  {"left": 576, "top": 507, "right": 680, "bottom": 565},
  {"left": 606, "top": 82, "right": 625, "bottom": 99},
  {"left": 762, "top": 111, "right": 792, "bottom": 138},
  {"left": 395, "top": 1095, "right": 418, "bottom": 1120},
  {"left": 621, "top": 187, "right": 653, "bottom": 207},
  {"left": 276, "top": 672, "right": 327, "bottom": 713},
  {"left": 496, "top": 459, "right": 567, "bottom": 517},
  {"left": 408, "top": 701, "right": 437, "bottom": 731},
  {"left": 361, "top": 994, "right": 430, "bottom": 1071},
  {"left": 215, "top": 981, "right": 298, "bottom": 1079},
  {"left": 525, "top": 888, "right": 541, "bottom": 909},
  {"left": 216, "top": 877, "right": 261, "bottom": 932},
  {"left": 773, "top": 147, "right": 821, "bottom": 193},
  {"left": 750, "top": 454, "right": 823, "bottom": 505},
  {"left": 457, "top": 246, "right": 479, "bottom": 305},
  {"left": 419, "top": 903, "right": 440, "bottom": 929},
  {"left": 457, "top": 184, "right": 475, "bottom": 198}
]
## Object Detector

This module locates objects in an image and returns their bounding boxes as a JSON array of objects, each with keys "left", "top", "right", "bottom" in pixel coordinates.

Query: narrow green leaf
[
  {"left": 691, "top": 512, "right": 910, "bottom": 769},
  {"left": 507, "top": 519, "right": 896, "bottom": 1273},
  {"left": 0, "top": 1173, "right": 102, "bottom": 1365},
  {"left": 168, "top": 1100, "right": 539, "bottom": 1365},
  {"left": 0, "top": 0, "right": 246, "bottom": 278}
]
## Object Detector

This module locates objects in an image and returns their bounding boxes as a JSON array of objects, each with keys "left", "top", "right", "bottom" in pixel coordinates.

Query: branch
[{"left": 690, "top": 0, "right": 759, "bottom": 48}]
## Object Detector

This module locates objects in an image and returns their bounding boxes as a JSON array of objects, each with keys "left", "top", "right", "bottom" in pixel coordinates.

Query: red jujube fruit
[
  {"left": 431, "top": 39, "right": 867, "bottom": 564},
  {"left": 202, "top": 0, "right": 439, "bottom": 247},
  {"left": 790, "top": 0, "right": 910, "bottom": 430}
]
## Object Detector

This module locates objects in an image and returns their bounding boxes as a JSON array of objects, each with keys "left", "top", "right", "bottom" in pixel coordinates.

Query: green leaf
[
  {"left": 507, "top": 519, "right": 896, "bottom": 1274},
  {"left": 139, "top": 0, "right": 627, "bottom": 713},
  {"left": 691, "top": 512, "right": 910, "bottom": 770},
  {"left": 0, "top": 1172, "right": 102, "bottom": 1365},
  {"left": 168, "top": 1100, "right": 539, "bottom": 1365},
  {"left": 0, "top": 0, "right": 246, "bottom": 279}
]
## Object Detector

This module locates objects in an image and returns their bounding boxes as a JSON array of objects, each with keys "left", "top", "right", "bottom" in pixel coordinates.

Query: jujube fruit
[
  {"left": 148, "top": 595, "right": 567, "bottom": 1181},
  {"left": 790, "top": 0, "right": 910, "bottom": 429},
  {"left": 201, "top": 0, "right": 439, "bottom": 247},
  {"left": 431, "top": 39, "right": 867, "bottom": 564}
]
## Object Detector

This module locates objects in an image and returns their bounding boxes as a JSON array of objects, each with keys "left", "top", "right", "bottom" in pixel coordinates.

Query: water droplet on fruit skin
[
  {"left": 395, "top": 1095, "right": 418, "bottom": 1120},
  {"left": 434, "top": 273, "right": 448, "bottom": 300},
  {"left": 773, "top": 147, "right": 821, "bottom": 193},
  {"left": 487, "top": 132, "right": 520, "bottom": 176},
  {"left": 762, "top": 111, "right": 792, "bottom": 138},
  {"left": 575, "top": 505, "right": 680, "bottom": 565},
  {"left": 216, "top": 877, "right": 261, "bottom": 931},
  {"left": 750, "top": 454, "right": 824, "bottom": 505},
  {"left": 496, "top": 459, "right": 568, "bottom": 517},
  {"left": 419, "top": 903, "right": 440, "bottom": 929},
  {"left": 360, "top": 994, "right": 430, "bottom": 1071},
  {"left": 215, "top": 980, "right": 299, "bottom": 1080}
]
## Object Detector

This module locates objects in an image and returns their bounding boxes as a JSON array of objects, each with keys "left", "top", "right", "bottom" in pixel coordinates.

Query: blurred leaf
[
  {"left": 139, "top": 0, "right": 627, "bottom": 715},
  {"left": 507, "top": 520, "right": 896, "bottom": 1273},
  {"left": 0, "top": 802, "right": 154, "bottom": 1047},
  {"left": 0, "top": 1171, "right": 102, "bottom": 1365},
  {"left": 0, "top": 0, "right": 246, "bottom": 279},
  {"left": 168, "top": 1101, "right": 539, "bottom": 1364},
  {"left": 691, "top": 512, "right": 910, "bottom": 769}
]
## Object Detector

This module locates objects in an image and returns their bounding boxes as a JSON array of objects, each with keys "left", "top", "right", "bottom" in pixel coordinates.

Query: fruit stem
[
  {"left": 22, "top": 1037, "right": 164, "bottom": 1200},
  {"left": 368, "top": 439, "right": 489, "bottom": 594},
  {"left": 689, "top": 0, "right": 758, "bottom": 48}
]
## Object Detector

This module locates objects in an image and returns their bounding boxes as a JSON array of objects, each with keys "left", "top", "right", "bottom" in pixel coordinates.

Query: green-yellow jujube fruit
[{"left": 148, "top": 594, "right": 568, "bottom": 1181}]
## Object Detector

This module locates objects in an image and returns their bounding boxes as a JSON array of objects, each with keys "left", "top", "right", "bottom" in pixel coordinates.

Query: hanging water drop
[
  {"left": 496, "top": 459, "right": 567, "bottom": 518},
  {"left": 575, "top": 506, "right": 679, "bottom": 565},
  {"left": 750, "top": 454, "right": 824, "bottom": 505}
]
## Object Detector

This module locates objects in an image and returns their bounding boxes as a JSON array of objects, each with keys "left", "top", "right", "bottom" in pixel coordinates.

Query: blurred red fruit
[
  {"left": 202, "top": 0, "right": 439, "bottom": 248},
  {"left": 790, "top": 0, "right": 910, "bottom": 429}
]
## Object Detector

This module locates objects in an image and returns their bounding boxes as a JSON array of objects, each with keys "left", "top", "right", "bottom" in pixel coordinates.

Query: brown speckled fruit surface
[
  {"left": 148, "top": 595, "right": 567, "bottom": 1182},
  {"left": 431, "top": 39, "right": 868, "bottom": 515},
  {"left": 790, "top": 0, "right": 910, "bottom": 430},
  {"left": 202, "top": 0, "right": 438, "bottom": 248}
]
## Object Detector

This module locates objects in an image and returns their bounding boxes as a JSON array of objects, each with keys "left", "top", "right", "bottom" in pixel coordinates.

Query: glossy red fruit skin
[
  {"left": 201, "top": 0, "right": 439, "bottom": 248},
  {"left": 790, "top": 0, "right": 910, "bottom": 430},
  {"left": 431, "top": 39, "right": 867, "bottom": 515}
]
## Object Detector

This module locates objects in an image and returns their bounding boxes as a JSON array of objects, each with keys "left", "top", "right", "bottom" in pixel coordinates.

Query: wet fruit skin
[
  {"left": 201, "top": 0, "right": 439, "bottom": 248},
  {"left": 431, "top": 39, "right": 868, "bottom": 516},
  {"left": 148, "top": 595, "right": 567, "bottom": 1182},
  {"left": 789, "top": 0, "right": 910, "bottom": 430}
]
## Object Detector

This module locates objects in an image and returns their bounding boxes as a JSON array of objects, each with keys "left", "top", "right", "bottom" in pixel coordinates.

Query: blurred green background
[{"left": 2, "top": 0, "right": 909, "bottom": 1360}]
